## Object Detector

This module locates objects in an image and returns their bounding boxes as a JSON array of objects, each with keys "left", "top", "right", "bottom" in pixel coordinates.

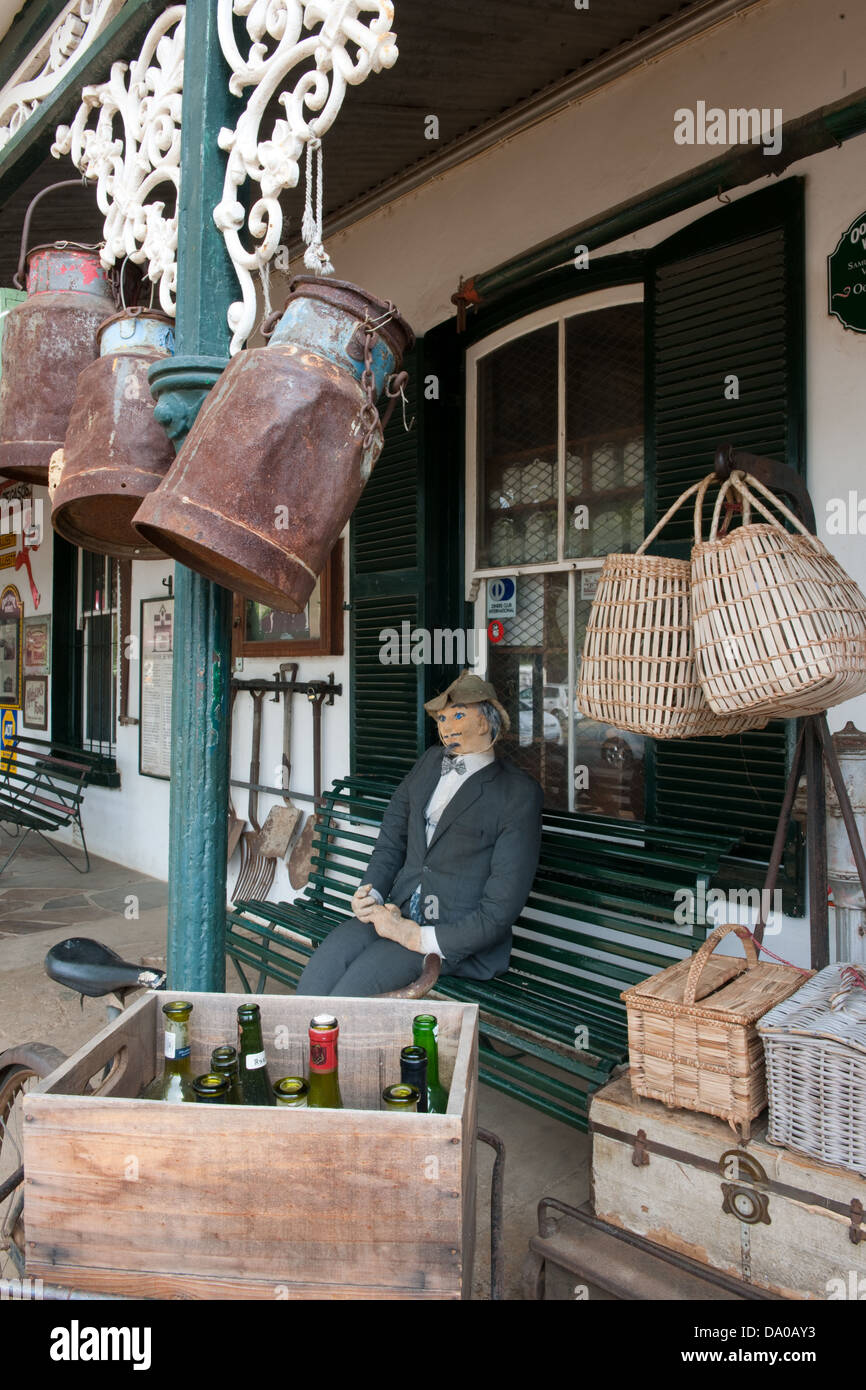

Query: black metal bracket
[
  {"left": 713, "top": 443, "right": 816, "bottom": 534},
  {"left": 230, "top": 674, "right": 341, "bottom": 704}
]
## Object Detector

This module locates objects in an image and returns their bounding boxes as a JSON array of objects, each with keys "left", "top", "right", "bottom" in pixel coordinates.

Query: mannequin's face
[{"left": 436, "top": 703, "right": 491, "bottom": 755}]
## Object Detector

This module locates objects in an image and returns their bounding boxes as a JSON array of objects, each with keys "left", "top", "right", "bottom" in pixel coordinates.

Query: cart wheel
[{"left": 0, "top": 1043, "right": 66, "bottom": 1281}]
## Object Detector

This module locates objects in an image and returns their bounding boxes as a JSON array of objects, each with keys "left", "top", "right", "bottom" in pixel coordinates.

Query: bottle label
[
  {"left": 164, "top": 1032, "right": 190, "bottom": 1060},
  {"left": 309, "top": 1035, "right": 338, "bottom": 1072},
  {"left": 245, "top": 1050, "right": 267, "bottom": 1070}
]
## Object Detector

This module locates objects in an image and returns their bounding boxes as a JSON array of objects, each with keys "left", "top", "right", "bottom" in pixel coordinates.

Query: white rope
[{"left": 302, "top": 138, "right": 334, "bottom": 275}]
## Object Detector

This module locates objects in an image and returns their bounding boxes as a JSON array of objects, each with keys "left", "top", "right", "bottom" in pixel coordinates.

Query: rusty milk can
[
  {"left": 133, "top": 276, "right": 414, "bottom": 613},
  {"left": 52, "top": 308, "right": 176, "bottom": 558},
  {"left": 0, "top": 204, "right": 116, "bottom": 484}
]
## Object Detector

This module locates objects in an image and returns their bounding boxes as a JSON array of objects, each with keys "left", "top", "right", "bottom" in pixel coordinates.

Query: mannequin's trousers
[{"left": 294, "top": 917, "right": 428, "bottom": 997}]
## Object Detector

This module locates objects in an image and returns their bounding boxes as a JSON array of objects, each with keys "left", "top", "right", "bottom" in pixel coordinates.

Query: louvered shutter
[
  {"left": 350, "top": 341, "right": 426, "bottom": 778},
  {"left": 646, "top": 180, "right": 805, "bottom": 878}
]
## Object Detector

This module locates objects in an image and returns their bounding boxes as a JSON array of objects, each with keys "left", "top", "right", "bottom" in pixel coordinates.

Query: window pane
[
  {"left": 81, "top": 551, "right": 106, "bottom": 614},
  {"left": 477, "top": 324, "right": 558, "bottom": 568},
  {"left": 573, "top": 570, "right": 645, "bottom": 820},
  {"left": 487, "top": 572, "right": 569, "bottom": 809},
  {"left": 85, "top": 612, "right": 114, "bottom": 749},
  {"left": 565, "top": 303, "right": 644, "bottom": 560},
  {"left": 244, "top": 581, "right": 321, "bottom": 644}
]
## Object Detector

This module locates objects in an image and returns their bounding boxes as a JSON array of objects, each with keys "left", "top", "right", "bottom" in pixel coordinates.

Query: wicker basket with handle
[
  {"left": 576, "top": 474, "right": 768, "bottom": 739},
  {"left": 757, "top": 963, "right": 866, "bottom": 1176},
  {"left": 691, "top": 469, "right": 866, "bottom": 719},
  {"left": 621, "top": 922, "right": 810, "bottom": 1140}
]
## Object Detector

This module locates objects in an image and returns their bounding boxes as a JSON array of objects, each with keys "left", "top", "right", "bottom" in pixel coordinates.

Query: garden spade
[
  {"left": 288, "top": 683, "right": 326, "bottom": 890},
  {"left": 227, "top": 685, "right": 245, "bottom": 862},
  {"left": 257, "top": 663, "right": 302, "bottom": 859}
]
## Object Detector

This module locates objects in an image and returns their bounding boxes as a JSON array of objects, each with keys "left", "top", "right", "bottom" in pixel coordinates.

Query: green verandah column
[{"left": 149, "top": 0, "right": 242, "bottom": 989}]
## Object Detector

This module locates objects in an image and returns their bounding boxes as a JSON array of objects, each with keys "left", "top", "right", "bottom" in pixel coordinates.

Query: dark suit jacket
[{"left": 363, "top": 744, "right": 544, "bottom": 980}]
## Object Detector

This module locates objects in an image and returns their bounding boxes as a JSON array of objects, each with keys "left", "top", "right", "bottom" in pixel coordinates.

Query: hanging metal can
[
  {"left": 52, "top": 309, "right": 176, "bottom": 558},
  {"left": 0, "top": 227, "right": 116, "bottom": 484},
  {"left": 133, "top": 277, "right": 414, "bottom": 613}
]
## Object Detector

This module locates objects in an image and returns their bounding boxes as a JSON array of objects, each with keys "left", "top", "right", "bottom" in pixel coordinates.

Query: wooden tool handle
[{"left": 683, "top": 922, "right": 760, "bottom": 1006}]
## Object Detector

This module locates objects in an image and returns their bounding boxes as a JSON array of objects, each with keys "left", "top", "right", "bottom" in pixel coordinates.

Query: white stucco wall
[{"left": 20, "top": 0, "right": 866, "bottom": 964}]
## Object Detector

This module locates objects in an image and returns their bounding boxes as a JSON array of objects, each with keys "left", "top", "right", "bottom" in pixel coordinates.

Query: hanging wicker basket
[
  {"left": 691, "top": 470, "right": 866, "bottom": 719},
  {"left": 576, "top": 474, "right": 769, "bottom": 739}
]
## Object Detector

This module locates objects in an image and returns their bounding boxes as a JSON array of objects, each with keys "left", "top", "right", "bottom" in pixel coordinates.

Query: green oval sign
[{"left": 828, "top": 211, "right": 866, "bottom": 333}]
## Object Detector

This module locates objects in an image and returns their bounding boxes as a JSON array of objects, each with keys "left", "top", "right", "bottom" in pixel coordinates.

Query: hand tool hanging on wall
[
  {"left": 289, "top": 682, "right": 328, "bottom": 889},
  {"left": 133, "top": 277, "right": 414, "bottom": 613},
  {"left": 257, "top": 662, "right": 302, "bottom": 860},
  {"left": 227, "top": 684, "right": 245, "bottom": 862},
  {"left": 0, "top": 181, "right": 117, "bottom": 485},
  {"left": 231, "top": 687, "right": 276, "bottom": 902}
]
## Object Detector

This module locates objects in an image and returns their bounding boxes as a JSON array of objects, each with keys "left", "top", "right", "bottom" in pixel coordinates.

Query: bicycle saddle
[{"left": 45, "top": 938, "right": 166, "bottom": 997}]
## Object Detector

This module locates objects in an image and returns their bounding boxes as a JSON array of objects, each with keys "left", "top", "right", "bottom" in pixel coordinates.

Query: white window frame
[{"left": 465, "top": 283, "right": 644, "bottom": 811}]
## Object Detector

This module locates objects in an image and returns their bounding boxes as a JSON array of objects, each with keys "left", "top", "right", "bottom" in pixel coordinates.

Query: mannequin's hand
[
  {"left": 370, "top": 903, "right": 422, "bottom": 953},
  {"left": 352, "top": 882, "right": 379, "bottom": 922}
]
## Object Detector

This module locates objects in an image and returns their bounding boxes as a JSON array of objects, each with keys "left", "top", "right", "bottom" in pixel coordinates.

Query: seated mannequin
[{"left": 295, "top": 671, "right": 544, "bottom": 997}]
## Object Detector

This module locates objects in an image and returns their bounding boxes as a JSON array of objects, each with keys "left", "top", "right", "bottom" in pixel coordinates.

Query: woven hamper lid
[{"left": 757, "top": 962, "right": 866, "bottom": 1053}]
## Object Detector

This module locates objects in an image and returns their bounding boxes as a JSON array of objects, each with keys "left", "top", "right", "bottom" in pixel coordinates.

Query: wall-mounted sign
[
  {"left": 0, "top": 707, "right": 16, "bottom": 775},
  {"left": 580, "top": 570, "right": 601, "bottom": 602},
  {"left": 139, "top": 597, "right": 174, "bottom": 781},
  {"left": 0, "top": 585, "right": 22, "bottom": 708},
  {"left": 828, "top": 211, "right": 866, "bottom": 333},
  {"left": 487, "top": 576, "right": 517, "bottom": 618},
  {"left": 23, "top": 615, "right": 50, "bottom": 675}
]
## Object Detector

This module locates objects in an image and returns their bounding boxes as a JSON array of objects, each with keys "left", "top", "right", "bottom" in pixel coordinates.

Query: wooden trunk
[
  {"left": 590, "top": 1074, "right": 866, "bottom": 1300},
  {"left": 23, "top": 991, "right": 479, "bottom": 1300}
]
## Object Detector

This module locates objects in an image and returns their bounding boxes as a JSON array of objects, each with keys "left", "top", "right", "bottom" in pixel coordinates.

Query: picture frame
[
  {"left": 0, "top": 584, "right": 22, "bottom": 709},
  {"left": 231, "top": 539, "right": 344, "bottom": 663},
  {"left": 22, "top": 674, "right": 47, "bottom": 731},
  {"left": 23, "top": 614, "right": 50, "bottom": 675},
  {"left": 139, "top": 596, "right": 174, "bottom": 780}
]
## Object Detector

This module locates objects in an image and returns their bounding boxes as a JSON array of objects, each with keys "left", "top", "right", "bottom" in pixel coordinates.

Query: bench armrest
[{"left": 376, "top": 953, "right": 442, "bottom": 1000}]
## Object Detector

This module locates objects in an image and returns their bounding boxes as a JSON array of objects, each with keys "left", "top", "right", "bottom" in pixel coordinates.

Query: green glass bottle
[
  {"left": 140, "top": 1000, "right": 195, "bottom": 1102},
  {"left": 382, "top": 1083, "right": 420, "bottom": 1112},
  {"left": 307, "top": 1014, "right": 343, "bottom": 1109},
  {"left": 192, "top": 1072, "right": 231, "bottom": 1104},
  {"left": 237, "top": 1003, "right": 275, "bottom": 1106},
  {"left": 273, "top": 1076, "right": 309, "bottom": 1107},
  {"left": 400, "top": 1045, "right": 428, "bottom": 1113},
  {"left": 412, "top": 1013, "right": 449, "bottom": 1114},
  {"left": 210, "top": 1045, "right": 244, "bottom": 1105}
]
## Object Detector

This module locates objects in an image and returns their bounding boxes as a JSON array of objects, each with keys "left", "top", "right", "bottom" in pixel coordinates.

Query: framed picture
[
  {"left": 139, "top": 596, "right": 174, "bottom": 780},
  {"left": 23, "top": 615, "right": 50, "bottom": 675},
  {"left": 0, "top": 584, "right": 22, "bottom": 708},
  {"left": 231, "top": 540, "right": 344, "bottom": 664},
  {"left": 22, "top": 674, "right": 47, "bottom": 730}
]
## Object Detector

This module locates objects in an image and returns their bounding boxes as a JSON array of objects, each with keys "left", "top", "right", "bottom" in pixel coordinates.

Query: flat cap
[{"left": 423, "top": 670, "right": 510, "bottom": 733}]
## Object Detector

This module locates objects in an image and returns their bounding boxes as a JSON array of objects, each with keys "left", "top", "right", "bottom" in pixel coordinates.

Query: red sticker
[{"left": 488, "top": 619, "right": 504, "bottom": 644}]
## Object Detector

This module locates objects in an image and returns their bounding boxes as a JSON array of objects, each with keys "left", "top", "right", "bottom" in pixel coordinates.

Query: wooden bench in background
[
  {"left": 0, "top": 736, "right": 99, "bottom": 875},
  {"left": 227, "top": 774, "right": 737, "bottom": 1130}
]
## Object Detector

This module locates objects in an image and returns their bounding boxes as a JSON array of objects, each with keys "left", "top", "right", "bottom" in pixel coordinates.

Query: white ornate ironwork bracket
[
  {"left": 52, "top": 5, "right": 185, "bottom": 318},
  {"left": 0, "top": 0, "right": 125, "bottom": 152},
  {"left": 215, "top": 0, "right": 399, "bottom": 355}
]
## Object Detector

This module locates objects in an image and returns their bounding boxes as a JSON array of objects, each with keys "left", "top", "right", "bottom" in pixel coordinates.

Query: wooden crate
[
  {"left": 591, "top": 1074, "right": 866, "bottom": 1300},
  {"left": 23, "top": 991, "right": 479, "bottom": 1300}
]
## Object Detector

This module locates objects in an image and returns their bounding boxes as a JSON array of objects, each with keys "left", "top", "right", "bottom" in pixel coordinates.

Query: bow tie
[{"left": 442, "top": 754, "right": 467, "bottom": 775}]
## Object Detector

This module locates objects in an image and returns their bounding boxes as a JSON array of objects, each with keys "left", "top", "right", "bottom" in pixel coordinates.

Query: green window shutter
[
  {"left": 350, "top": 341, "right": 426, "bottom": 778},
  {"left": 646, "top": 181, "right": 805, "bottom": 897}
]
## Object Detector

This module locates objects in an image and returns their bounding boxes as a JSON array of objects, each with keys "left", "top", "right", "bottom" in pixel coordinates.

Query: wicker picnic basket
[
  {"left": 621, "top": 922, "right": 809, "bottom": 1139},
  {"left": 691, "top": 470, "right": 866, "bottom": 719},
  {"left": 576, "top": 475, "right": 769, "bottom": 739},
  {"left": 757, "top": 963, "right": 866, "bottom": 1176}
]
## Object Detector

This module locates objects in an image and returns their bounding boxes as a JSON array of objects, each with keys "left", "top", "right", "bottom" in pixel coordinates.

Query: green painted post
[{"left": 150, "top": 0, "right": 241, "bottom": 990}]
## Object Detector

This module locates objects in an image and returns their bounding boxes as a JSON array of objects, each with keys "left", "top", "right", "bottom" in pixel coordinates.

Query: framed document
[
  {"left": 23, "top": 674, "right": 47, "bottom": 730},
  {"left": 23, "top": 615, "right": 50, "bottom": 675},
  {"left": 139, "top": 597, "right": 174, "bottom": 780},
  {"left": 0, "top": 584, "right": 22, "bottom": 708}
]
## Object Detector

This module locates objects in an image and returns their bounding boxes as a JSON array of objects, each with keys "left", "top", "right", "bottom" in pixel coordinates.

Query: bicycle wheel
[{"left": 0, "top": 1044, "right": 66, "bottom": 1281}]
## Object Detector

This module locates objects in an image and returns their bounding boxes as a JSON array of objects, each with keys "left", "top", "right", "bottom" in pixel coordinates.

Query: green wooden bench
[{"left": 227, "top": 773, "right": 737, "bottom": 1129}]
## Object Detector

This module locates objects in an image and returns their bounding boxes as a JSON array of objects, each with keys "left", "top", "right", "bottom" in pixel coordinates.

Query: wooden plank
[
  {"left": 35, "top": 1267, "right": 460, "bottom": 1300},
  {"left": 37, "top": 990, "right": 155, "bottom": 1099}
]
